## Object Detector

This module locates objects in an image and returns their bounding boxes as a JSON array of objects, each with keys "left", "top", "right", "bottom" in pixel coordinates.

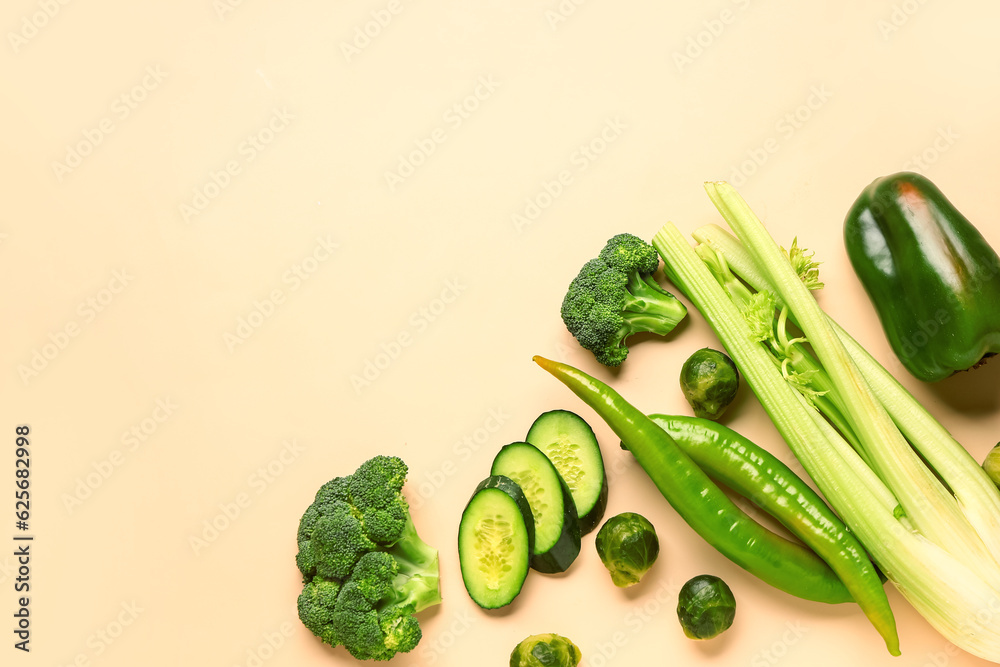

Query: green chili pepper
[
  {"left": 532, "top": 355, "right": 853, "bottom": 605},
  {"left": 646, "top": 414, "right": 897, "bottom": 655},
  {"left": 844, "top": 171, "right": 1000, "bottom": 382},
  {"left": 647, "top": 414, "right": 875, "bottom": 567}
]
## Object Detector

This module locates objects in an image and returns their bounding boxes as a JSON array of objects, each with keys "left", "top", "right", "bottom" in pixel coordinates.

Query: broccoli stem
[
  {"left": 621, "top": 273, "right": 687, "bottom": 335},
  {"left": 619, "top": 312, "right": 685, "bottom": 338},
  {"left": 386, "top": 516, "right": 442, "bottom": 613}
]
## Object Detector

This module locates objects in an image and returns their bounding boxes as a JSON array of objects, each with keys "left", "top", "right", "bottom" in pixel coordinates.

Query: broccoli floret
[
  {"left": 380, "top": 609, "right": 422, "bottom": 654},
  {"left": 598, "top": 232, "right": 661, "bottom": 275},
  {"left": 297, "top": 578, "right": 342, "bottom": 646},
  {"left": 561, "top": 233, "right": 687, "bottom": 367},
  {"left": 295, "top": 456, "right": 442, "bottom": 662},
  {"left": 350, "top": 455, "right": 408, "bottom": 511},
  {"left": 350, "top": 455, "right": 410, "bottom": 544}
]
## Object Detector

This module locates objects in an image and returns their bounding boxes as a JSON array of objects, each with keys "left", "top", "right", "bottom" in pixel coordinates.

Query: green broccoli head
[
  {"left": 598, "top": 233, "right": 660, "bottom": 276},
  {"left": 327, "top": 550, "right": 434, "bottom": 661},
  {"left": 332, "top": 581, "right": 390, "bottom": 661},
  {"left": 349, "top": 551, "right": 398, "bottom": 603},
  {"left": 298, "top": 502, "right": 377, "bottom": 581},
  {"left": 295, "top": 456, "right": 442, "bottom": 662},
  {"left": 349, "top": 455, "right": 408, "bottom": 510},
  {"left": 296, "top": 456, "right": 414, "bottom": 581},
  {"left": 379, "top": 607, "right": 423, "bottom": 655},
  {"left": 560, "top": 259, "right": 631, "bottom": 367},
  {"left": 297, "top": 578, "right": 342, "bottom": 647},
  {"left": 561, "top": 235, "right": 687, "bottom": 367}
]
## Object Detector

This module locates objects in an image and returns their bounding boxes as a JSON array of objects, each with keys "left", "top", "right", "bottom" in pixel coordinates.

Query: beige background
[{"left": 3, "top": 0, "right": 1000, "bottom": 665}]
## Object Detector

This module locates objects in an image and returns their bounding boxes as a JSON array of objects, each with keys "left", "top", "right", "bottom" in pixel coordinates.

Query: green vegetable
[
  {"left": 509, "top": 633, "right": 582, "bottom": 667},
  {"left": 560, "top": 233, "right": 687, "bottom": 367},
  {"left": 679, "top": 348, "right": 740, "bottom": 419},
  {"left": 525, "top": 409, "right": 608, "bottom": 535},
  {"left": 642, "top": 414, "right": 888, "bottom": 588},
  {"left": 653, "top": 181, "right": 1000, "bottom": 660},
  {"left": 676, "top": 574, "right": 736, "bottom": 639},
  {"left": 295, "top": 455, "right": 442, "bottom": 661},
  {"left": 595, "top": 512, "right": 659, "bottom": 587},
  {"left": 532, "top": 356, "right": 855, "bottom": 605},
  {"left": 983, "top": 444, "right": 1000, "bottom": 489},
  {"left": 844, "top": 171, "right": 1000, "bottom": 382},
  {"left": 459, "top": 475, "right": 534, "bottom": 609},
  {"left": 492, "top": 442, "right": 582, "bottom": 573}
]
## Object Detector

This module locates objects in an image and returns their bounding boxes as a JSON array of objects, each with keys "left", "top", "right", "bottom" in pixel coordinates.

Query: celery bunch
[{"left": 652, "top": 183, "right": 1000, "bottom": 661}]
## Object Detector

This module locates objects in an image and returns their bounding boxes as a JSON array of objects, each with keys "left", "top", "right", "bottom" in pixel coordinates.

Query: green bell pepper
[{"left": 844, "top": 171, "right": 1000, "bottom": 382}]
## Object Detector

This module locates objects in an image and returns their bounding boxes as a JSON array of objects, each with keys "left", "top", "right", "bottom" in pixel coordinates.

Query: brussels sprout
[
  {"left": 679, "top": 348, "right": 740, "bottom": 420},
  {"left": 595, "top": 512, "right": 660, "bottom": 587},
  {"left": 509, "top": 633, "right": 582, "bottom": 667},
  {"left": 984, "top": 443, "right": 1000, "bottom": 488},
  {"left": 676, "top": 574, "right": 736, "bottom": 639}
]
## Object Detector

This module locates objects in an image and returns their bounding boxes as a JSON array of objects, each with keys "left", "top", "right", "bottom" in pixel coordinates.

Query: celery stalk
[
  {"left": 693, "top": 223, "right": 1000, "bottom": 561},
  {"left": 655, "top": 185, "right": 1000, "bottom": 660},
  {"left": 701, "top": 182, "right": 978, "bottom": 561},
  {"left": 653, "top": 221, "right": 901, "bottom": 655}
]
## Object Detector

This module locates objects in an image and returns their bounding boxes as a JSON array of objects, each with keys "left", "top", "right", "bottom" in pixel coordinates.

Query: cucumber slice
[
  {"left": 458, "top": 475, "right": 534, "bottom": 609},
  {"left": 526, "top": 409, "right": 608, "bottom": 535},
  {"left": 491, "top": 442, "right": 581, "bottom": 573}
]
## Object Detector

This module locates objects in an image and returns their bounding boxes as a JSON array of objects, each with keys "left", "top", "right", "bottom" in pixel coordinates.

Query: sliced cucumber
[
  {"left": 526, "top": 409, "right": 608, "bottom": 535},
  {"left": 491, "top": 442, "right": 581, "bottom": 573},
  {"left": 458, "top": 475, "right": 534, "bottom": 609}
]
